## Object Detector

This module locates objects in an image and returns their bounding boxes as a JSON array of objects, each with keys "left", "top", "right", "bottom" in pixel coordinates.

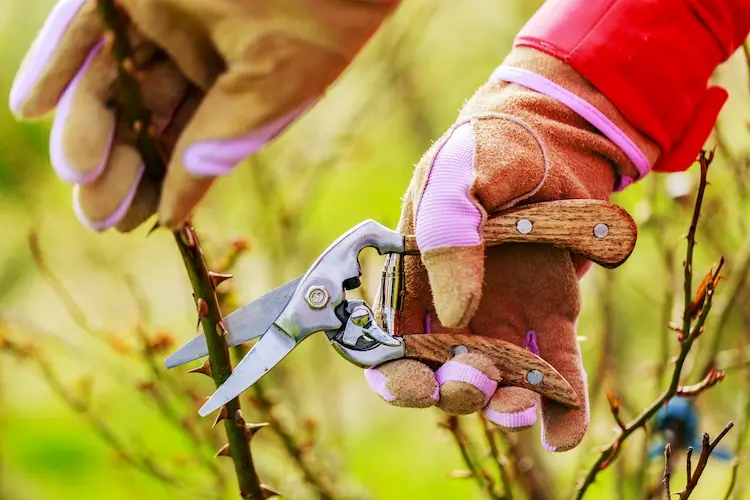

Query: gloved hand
[
  {"left": 10, "top": 0, "right": 398, "bottom": 231},
  {"left": 366, "top": 47, "right": 658, "bottom": 451}
]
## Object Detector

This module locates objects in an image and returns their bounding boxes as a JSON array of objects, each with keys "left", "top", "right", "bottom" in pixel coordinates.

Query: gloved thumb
[
  {"left": 414, "top": 122, "right": 486, "bottom": 328},
  {"left": 413, "top": 113, "right": 549, "bottom": 328}
]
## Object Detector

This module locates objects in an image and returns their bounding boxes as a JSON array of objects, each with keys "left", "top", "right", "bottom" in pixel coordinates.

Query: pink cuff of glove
[{"left": 491, "top": 66, "right": 649, "bottom": 191}]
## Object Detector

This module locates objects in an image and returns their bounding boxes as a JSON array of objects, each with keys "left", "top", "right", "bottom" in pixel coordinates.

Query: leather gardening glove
[
  {"left": 366, "top": 47, "right": 660, "bottom": 452},
  {"left": 10, "top": 0, "right": 398, "bottom": 231}
]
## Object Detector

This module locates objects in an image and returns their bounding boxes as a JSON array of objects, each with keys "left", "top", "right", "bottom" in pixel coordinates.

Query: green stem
[
  {"left": 175, "top": 228, "right": 263, "bottom": 498},
  {"left": 95, "top": 1, "right": 264, "bottom": 497}
]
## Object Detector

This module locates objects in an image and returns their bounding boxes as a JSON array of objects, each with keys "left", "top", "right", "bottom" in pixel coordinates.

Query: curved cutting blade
[
  {"left": 199, "top": 324, "right": 296, "bottom": 416},
  {"left": 164, "top": 276, "right": 301, "bottom": 369}
]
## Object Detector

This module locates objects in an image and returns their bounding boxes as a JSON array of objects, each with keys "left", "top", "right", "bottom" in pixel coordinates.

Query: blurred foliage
[{"left": 1, "top": 1, "right": 750, "bottom": 499}]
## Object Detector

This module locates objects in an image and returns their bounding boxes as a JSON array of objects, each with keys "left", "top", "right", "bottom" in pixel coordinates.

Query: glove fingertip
[
  {"left": 364, "top": 367, "right": 396, "bottom": 402},
  {"left": 422, "top": 244, "right": 484, "bottom": 328},
  {"left": 11, "top": 0, "right": 100, "bottom": 119}
]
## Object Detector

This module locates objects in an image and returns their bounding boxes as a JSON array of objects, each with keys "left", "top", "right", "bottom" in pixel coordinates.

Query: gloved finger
[
  {"left": 483, "top": 388, "right": 539, "bottom": 430},
  {"left": 10, "top": 0, "right": 102, "bottom": 119},
  {"left": 74, "top": 60, "right": 190, "bottom": 231},
  {"left": 435, "top": 352, "right": 500, "bottom": 415},
  {"left": 482, "top": 330, "right": 541, "bottom": 430},
  {"left": 73, "top": 142, "right": 147, "bottom": 231},
  {"left": 48, "top": 39, "right": 116, "bottom": 184},
  {"left": 48, "top": 31, "right": 171, "bottom": 186},
  {"left": 537, "top": 318, "right": 589, "bottom": 452},
  {"left": 157, "top": 43, "right": 349, "bottom": 228},
  {"left": 364, "top": 359, "right": 438, "bottom": 408}
]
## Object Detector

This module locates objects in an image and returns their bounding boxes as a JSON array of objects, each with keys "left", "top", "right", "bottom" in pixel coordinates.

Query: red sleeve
[{"left": 515, "top": 0, "right": 750, "bottom": 173}]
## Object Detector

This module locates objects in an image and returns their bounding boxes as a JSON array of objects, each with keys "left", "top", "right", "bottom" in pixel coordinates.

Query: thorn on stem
[
  {"left": 215, "top": 443, "right": 231, "bottom": 458},
  {"left": 195, "top": 298, "right": 208, "bottom": 330},
  {"left": 245, "top": 422, "right": 270, "bottom": 440},
  {"left": 217, "top": 321, "right": 228, "bottom": 338},
  {"left": 121, "top": 57, "right": 136, "bottom": 75},
  {"left": 209, "top": 272, "right": 233, "bottom": 288},
  {"left": 186, "top": 360, "right": 212, "bottom": 378},
  {"left": 234, "top": 409, "right": 246, "bottom": 428},
  {"left": 212, "top": 406, "right": 229, "bottom": 428},
  {"left": 147, "top": 220, "right": 161, "bottom": 237},
  {"left": 260, "top": 484, "right": 283, "bottom": 499}
]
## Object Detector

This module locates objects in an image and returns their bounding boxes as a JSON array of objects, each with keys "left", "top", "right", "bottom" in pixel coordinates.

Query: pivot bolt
[
  {"left": 526, "top": 369, "right": 543, "bottom": 386},
  {"left": 452, "top": 345, "right": 469, "bottom": 356},
  {"left": 516, "top": 219, "right": 533, "bottom": 234},
  {"left": 305, "top": 285, "right": 329, "bottom": 309},
  {"left": 593, "top": 223, "right": 609, "bottom": 239}
]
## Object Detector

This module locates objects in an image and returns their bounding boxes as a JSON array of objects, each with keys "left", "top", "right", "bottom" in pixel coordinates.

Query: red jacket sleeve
[{"left": 515, "top": 0, "right": 750, "bottom": 173}]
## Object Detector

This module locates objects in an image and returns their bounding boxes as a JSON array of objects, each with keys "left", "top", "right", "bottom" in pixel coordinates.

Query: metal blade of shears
[
  {"left": 163, "top": 276, "right": 302, "bottom": 369},
  {"left": 199, "top": 324, "right": 296, "bottom": 416}
]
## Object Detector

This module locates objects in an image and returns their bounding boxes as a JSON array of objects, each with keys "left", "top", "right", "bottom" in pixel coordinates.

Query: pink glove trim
[
  {"left": 363, "top": 367, "right": 396, "bottom": 402},
  {"left": 483, "top": 405, "right": 538, "bottom": 428},
  {"left": 415, "top": 114, "right": 549, "bottom": 252},
  {"left": 524, "top": 330, "right": 539, "bottom": 356},
  {"left": 414, "top": 123, "right": 481, "bottom": 250},
  {"left": 72, "top": 163, "right": 144, "bottom": 231},
  {"left": 50, "top": 39, "right": 113, "bottom": 185},
  {"left": 183, "top": 101, "right": 314, "bottom": 177},
  {"left": 491, "top": 66, "right": 649, "bottom": 191},
  {"left": 9, "top": 0, "right": 87, "bottom": 117},
  {"left": 435, "top": 361, "right": 497, "bottom": 404},
  {"left": 363, "top": 366, "right": 440, "bottom": 402}
]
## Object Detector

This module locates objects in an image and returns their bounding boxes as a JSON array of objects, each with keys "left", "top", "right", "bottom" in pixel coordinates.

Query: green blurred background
[{"left": 1, "top": 1, "right": 750, "bottom": 499}]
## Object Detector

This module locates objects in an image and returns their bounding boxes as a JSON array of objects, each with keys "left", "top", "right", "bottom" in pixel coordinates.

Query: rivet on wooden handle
[
  {"left": 403, "top": 199, "right": 637, "bottom": 268},
  {"left": 402, "top": 333, "right": 580, "bottom": 408}
]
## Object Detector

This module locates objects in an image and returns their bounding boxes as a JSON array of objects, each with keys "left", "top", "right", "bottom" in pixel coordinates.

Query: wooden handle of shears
[
  {"left": 403, "top": 199, "right": 637, "bottom": 268},
  {"left": 401, "top": 333, "right": 580, "bottom": 408}
]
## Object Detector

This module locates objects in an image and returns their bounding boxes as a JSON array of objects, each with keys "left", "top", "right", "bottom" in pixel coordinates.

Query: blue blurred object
[{"left": 649, "top": 397, "right": 732, "bottom": 461}]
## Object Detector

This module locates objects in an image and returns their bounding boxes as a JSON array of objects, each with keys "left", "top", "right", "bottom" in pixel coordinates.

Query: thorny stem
[
  {"left": 175, "top": 227, "right": 263, "bottom": 498},
  {"left": 95, "top": 1, "right": 264, "bottom": 497},
  {"left": 575, "top": 152, "right": 724, "bottom": 499},
  {"left": 679, "top": 422, "right": 734, "bottom": 499}
]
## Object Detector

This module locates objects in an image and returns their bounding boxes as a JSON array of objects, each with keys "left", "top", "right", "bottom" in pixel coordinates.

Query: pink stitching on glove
[
  {"left": 492, "top": 66, "right": 650, "bottom": 191},
  {"left": 9, "top": 0, "right": 87, "bottom": 117},
  {"left": 415, "top": 122, "right": 481, "bottom": 251},
  {"left": 435, "top": 360, "right": 497, "bottom": 404},
  {"left": 183, "top": 101, "right": 314, "bottom": 177}
]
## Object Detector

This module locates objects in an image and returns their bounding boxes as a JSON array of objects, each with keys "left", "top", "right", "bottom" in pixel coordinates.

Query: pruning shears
[{"left": 164, "top": 199, "right": 637, "bottom": 417}]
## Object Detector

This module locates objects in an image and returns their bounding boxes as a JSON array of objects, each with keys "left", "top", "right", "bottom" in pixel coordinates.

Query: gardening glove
[
  {"left": 366, "top": 47, "right": 660, "bottom": 452},
  {"left": 10, "top": 0, "right": 399, "bottom": 232}
]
